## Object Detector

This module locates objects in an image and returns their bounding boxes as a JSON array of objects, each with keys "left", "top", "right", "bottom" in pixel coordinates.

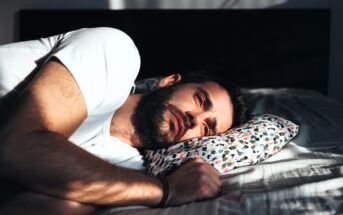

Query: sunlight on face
[{"left": 163, "top": 82, "right": 233, "bottom": 143}]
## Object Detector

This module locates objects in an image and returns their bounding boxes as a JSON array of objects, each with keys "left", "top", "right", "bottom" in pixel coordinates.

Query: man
[{"left": 0, "top": 27, "right": 248, "bottom": 214}]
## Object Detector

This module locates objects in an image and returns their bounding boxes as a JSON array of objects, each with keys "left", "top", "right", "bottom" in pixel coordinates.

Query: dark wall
[{"left": 19, "top": 9, "right": 330, "bottom": 94}]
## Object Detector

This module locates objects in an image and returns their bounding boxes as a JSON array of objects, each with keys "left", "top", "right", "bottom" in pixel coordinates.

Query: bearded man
[{"left": 0, "top": 27, "right": 248, "bottom": 214}]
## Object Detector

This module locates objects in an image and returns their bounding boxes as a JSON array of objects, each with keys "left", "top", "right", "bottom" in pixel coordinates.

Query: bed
[{"left": 18, "top": 9, "right": 343, "bottom": 214}]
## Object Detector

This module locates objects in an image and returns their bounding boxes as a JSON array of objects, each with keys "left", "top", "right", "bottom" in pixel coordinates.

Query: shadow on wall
[{"left": 118, "top": 0, "right": 339, "bottom": 102}]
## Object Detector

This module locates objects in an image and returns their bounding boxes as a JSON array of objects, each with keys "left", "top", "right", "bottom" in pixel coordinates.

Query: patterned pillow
[{"left": 144, "top": 114, "right": 299, "bottom": 176}]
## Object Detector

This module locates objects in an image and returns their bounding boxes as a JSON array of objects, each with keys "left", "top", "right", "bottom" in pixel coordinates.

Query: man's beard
[{"left": 132, "top": 86, "right": 183, "bottom": 150}]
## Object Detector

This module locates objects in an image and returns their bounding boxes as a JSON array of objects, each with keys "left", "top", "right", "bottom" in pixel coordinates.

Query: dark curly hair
[{"left": 174, "top": 70, "right": 250, "bottom": 129}]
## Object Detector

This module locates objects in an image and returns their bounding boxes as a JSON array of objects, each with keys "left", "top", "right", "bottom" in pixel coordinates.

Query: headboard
[{"left": 18, "top": 9, "right": 330, "bottom": 94}]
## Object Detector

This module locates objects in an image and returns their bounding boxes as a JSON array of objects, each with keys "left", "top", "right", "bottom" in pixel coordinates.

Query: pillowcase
[{"left": 144, "top": 114, "right": 299, "bottom": 176}]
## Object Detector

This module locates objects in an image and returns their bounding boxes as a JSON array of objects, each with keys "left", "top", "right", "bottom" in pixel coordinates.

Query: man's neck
[{"left": 109, "top": 94, "right": 142, "bottom": 148}]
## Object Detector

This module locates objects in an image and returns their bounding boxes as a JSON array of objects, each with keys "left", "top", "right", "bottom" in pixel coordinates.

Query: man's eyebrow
[{"left": 197, "top": 87, "right": 217, "bottom": 134}]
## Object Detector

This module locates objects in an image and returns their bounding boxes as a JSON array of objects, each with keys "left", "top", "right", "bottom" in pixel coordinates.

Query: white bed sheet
[{"left": 97, "top": 88, "right": 343, "bottom": 215}]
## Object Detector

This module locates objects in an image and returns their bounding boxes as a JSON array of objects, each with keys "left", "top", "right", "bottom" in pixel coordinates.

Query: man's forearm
[{"left": 0, "top": 130, "right": 162, "bottom": 206}]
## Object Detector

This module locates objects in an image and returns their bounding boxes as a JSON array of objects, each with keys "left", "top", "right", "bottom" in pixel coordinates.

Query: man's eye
[
  {"left": 204, "top": 125, "right": 209, "bottom": 136},
  {"left": 197, "top": 94, "right": 204, "bottom": 107}
]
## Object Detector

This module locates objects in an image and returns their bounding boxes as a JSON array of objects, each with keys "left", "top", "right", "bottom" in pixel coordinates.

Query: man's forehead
[
  {"left": 181, "top": 81, "right": 220, "bottom": 91},
  {"left": 196, "top": 82, "right": 228, "bottom": 98}
]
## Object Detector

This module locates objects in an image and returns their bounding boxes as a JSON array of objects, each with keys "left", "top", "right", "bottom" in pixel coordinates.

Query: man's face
[{"left": 132, "top": 82, "right": 233, "bottom": 149}]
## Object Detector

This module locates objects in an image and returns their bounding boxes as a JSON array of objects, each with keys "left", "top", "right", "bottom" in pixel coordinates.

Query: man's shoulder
[{"left": 65, "top": 27, "right": 135, "bottom": 47}]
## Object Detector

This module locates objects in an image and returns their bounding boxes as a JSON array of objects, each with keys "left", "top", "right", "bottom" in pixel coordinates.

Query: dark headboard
[{"left": 19, "top": 9, "right": 330, "bottom": 94}]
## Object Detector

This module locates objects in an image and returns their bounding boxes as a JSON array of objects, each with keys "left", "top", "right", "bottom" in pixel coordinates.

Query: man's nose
[{"left": 186, "top": 111, "right": 214, "bottom": 128}]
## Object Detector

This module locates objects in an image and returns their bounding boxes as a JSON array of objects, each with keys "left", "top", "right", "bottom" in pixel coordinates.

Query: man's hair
[{"left": 174, "top": 71, "right": 250, "bottom": 128}]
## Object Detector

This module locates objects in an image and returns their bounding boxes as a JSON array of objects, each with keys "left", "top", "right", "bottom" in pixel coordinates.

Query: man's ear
[{"left": 158, "top": 74, "right": 182, "bottom": 88}]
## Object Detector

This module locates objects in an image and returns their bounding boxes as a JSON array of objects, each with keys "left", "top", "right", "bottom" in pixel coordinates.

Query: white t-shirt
[{"left": 0, "top": 27, "right": 144, "bottom": 170}]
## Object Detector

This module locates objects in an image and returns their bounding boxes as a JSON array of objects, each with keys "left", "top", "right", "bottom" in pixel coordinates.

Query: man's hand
[{"left": 165, "top": 157, "right": 222, "bottom": 206}]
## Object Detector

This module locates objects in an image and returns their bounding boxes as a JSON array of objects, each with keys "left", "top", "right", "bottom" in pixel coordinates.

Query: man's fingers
[
  {"left": 195, "top": 172, "right": 221, "bottom": 198},
  {"left": 186, "top": 157, "right": 221, "bottom": 177},
  {"left": 165, "top": 157, "right": 222, "bottom": 206},
  {"left": 191, "top": 157, "right": 206, "bottom": 163},
  {"left": 186, "top": 158, "right": 222, "bottom": 197}
]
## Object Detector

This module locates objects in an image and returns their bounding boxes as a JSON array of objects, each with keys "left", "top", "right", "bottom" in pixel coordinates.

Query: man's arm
[{"left": 0, "top": 58, "right": 221, "bottom": 206}]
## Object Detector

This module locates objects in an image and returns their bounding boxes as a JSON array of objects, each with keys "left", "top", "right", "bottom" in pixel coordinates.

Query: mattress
[{"left": 97, "top": 88, "right": 343, "bottom": 215}]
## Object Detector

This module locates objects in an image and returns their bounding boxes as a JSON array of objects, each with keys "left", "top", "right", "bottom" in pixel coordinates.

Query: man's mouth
[{"left": 169, "top": 105, "right": 189, "bottom": 142}]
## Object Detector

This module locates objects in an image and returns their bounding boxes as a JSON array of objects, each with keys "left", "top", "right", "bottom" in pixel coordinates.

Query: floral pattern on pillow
[{"left": 144, "top": 114, "right": 299, "bottom": 176}]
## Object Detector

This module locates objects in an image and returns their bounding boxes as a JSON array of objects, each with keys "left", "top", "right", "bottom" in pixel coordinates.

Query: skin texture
[{"left": 0, "top": 59, "right": 224, "bottom": 214}]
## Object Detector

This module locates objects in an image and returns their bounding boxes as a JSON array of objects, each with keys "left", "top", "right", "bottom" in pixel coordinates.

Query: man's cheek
[{"left": 180, "top": 129, "right": 201, "bottom": 141}]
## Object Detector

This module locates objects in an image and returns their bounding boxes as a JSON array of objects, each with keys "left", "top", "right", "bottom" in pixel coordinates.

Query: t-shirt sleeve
[{"left": 52, "top": 27, "right": 141, "bottom": 114}]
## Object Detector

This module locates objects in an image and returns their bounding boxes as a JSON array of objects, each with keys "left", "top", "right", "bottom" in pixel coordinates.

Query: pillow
[
  {"left": 144, "top": 114, "right": 299, "bottom": 176},
  {"left": 133, "top": 77, "right": 162, "bottom": 94}
]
